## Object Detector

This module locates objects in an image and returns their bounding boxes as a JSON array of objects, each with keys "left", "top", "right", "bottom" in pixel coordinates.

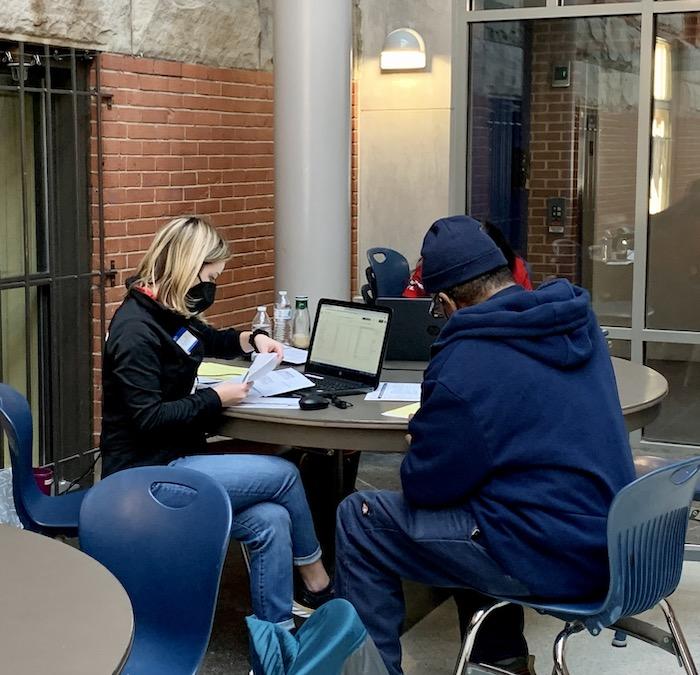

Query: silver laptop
[{"left": 304, "top": 299, "right": 392, "bottom": 396}]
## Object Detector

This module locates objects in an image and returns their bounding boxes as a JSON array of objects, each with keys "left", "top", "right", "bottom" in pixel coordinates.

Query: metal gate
[{"left": 0, "top": 41, "right": 108, "bottom": 486}]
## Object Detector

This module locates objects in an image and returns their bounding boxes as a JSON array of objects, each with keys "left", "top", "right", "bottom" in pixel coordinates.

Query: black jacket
[{"left": 100, "top": 288, "right": 244, "bottom": 477}]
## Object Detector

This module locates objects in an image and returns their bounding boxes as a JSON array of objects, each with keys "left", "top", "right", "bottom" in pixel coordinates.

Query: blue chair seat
[
  {"left": 25, "top": 488, "right": 88, "bottom": 532},
  {"left": 0, "top": 383, "right": 88, "bottom": 536},
  {"left": 515, "top": 598, "right": 607, "bottom": 622}
]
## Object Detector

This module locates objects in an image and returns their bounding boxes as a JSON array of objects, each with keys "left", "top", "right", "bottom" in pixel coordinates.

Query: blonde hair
[{"left": 131, "top": 216, "right": 230, "bottom": 316}]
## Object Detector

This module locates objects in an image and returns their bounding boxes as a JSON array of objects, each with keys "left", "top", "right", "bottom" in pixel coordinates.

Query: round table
[
  {"left": 217, "top": 357, "right": 669, "bottom": 452},
  {"left": 0, "top": 524, "right": 134, "bottom": 675}
]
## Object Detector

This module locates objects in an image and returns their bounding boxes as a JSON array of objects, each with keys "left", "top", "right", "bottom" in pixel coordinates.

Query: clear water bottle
[
  {"left": 273, "top": 290, "right": 292, "bottom": 345},
  {"left": 251, "top": 305, "right": 272, "bottom": 334},
  {"left": 292, "top": 296, "right": 311, "bottom": 349}
]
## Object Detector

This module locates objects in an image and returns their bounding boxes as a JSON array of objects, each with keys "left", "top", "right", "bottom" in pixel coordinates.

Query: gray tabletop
[
  {"left": 0, "top": 524, "right": 134, "bottom": 675},
  {"left": 215, "top": 357, "right": 669, "bottom": 452}
]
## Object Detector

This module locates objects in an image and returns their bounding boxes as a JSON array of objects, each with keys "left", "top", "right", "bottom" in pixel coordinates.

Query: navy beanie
[{"left": 420, "top": 215, "right": 508, "bottom": 294}]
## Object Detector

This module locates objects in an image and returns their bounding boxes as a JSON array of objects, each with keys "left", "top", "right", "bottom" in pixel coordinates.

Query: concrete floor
[{"left": 200, "top": 452, "right": 700, "bottom": 674}]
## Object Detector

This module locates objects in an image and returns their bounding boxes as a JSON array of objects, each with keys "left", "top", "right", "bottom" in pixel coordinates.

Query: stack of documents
[
  {"left": 365, "top": 383, "right": 421, "bottom": 402},
  {"left": 197, "top": 362, "right": 248, "bottom": 385},
  {"left": 197, "top": 355, "right": 314, "bottom": 405},
  {"left": 244, "top": 353, "right": 315, "bottom": 398},
  {"left": 237, "top": 397, "right": 300, "bottom": 410}
]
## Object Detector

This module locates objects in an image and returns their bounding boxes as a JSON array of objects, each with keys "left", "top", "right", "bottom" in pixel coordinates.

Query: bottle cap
[{"left": 295, "top": 295, "right": 308, "bottom": 300}]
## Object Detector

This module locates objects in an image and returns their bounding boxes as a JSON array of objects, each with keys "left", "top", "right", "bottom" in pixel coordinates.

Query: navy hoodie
[{"left": 401, "top": 279, "right": 635, "bottom": 599}]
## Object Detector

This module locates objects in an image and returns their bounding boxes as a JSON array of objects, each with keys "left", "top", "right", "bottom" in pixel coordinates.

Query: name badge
[{"left": 173, "top": 328, "right": 199, "bottom": 355}]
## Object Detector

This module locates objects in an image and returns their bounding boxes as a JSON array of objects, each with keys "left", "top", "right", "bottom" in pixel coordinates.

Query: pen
[{"left": 378, "top": 382, "right": 388, "bottom": 400}]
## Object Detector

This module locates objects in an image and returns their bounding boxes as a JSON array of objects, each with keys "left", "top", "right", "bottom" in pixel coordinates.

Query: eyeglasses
[{"left": 429, "top": 294, "right": 445, "bottom": 319}]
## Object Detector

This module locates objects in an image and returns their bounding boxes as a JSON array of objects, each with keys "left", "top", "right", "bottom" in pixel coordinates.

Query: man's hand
[
  {"left": 405, "top": 413, "right": 415, "bottom": 446},
  {"left": 212, "top": 381, "right": 252, "bottom": 406}
]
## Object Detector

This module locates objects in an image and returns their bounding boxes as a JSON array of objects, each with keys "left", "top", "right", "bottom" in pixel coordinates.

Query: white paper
[
  {"left": 251, "top": 368, "right": 315, "bottom": 397},
  {"left": 365, "top": 382, "right": 421, "bottom": 402},
  {"left": 243, "top": 352, "right": 279, "bottom": 384},
  {"left": 237, "top": 397, "right": 300, "bottom": 409},
  {"left": 282, "top": 346, "right": 308, "bottom": 365}
]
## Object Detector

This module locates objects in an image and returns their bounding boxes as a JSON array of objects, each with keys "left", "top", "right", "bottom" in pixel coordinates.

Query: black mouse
[{"left": 299, "top": 393, "right": 330, "bottom": 410}]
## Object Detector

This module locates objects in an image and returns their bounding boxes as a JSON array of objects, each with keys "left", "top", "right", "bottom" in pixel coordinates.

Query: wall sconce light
[{"left": 380, "top": 28, "right": 426, "bottom": 71}]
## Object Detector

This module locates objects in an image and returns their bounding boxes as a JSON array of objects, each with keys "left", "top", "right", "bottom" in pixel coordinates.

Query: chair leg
[
  {"left": 453, "top": 600, "right": 510, "bottom": 675},
  {"left": 552, "top": 622, "right": 583, "bottom": 675},
  {"left": 241, "top": 543, "right": 251, "bottom": 574},
  {"left": 611, "top": 629, "right": 627, "bottom": 647},
  {"left": 659, "top": 599, "right": 698, "bottom": 675}
]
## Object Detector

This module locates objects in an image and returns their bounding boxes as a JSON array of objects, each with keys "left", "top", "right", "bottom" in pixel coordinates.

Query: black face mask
[{"left": 187, "top": 280, "right": 217, "bottom": 314}]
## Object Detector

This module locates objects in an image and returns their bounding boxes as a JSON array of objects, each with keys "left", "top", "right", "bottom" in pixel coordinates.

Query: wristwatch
[{"left": 249, "top": 329, "right": 269, "bottom": 353}]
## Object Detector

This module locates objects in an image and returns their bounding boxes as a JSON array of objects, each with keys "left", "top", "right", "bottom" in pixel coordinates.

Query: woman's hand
[
  {"left": 212, "top": 381, "right": 252, "bottom": 407},
  {"left": 253, "top": 334, "right": 284, "bottom": 362}
]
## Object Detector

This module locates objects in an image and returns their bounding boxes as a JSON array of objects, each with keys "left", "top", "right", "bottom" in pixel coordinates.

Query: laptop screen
[{"left": 308, "top": 303, "right": 390, "bottom": 376}]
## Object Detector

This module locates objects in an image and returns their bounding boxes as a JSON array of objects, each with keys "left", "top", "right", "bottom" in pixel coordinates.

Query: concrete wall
[
  {"left": 355, "top": 0, "right": 454, "bottom": 275},
  {"left": 0, "top": 0, "right": 273, "bottom": 70}
]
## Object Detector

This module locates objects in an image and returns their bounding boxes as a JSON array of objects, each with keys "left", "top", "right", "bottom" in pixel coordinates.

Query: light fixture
[{"left": 380, "top": 28, "right": 426, "bottom": 72}]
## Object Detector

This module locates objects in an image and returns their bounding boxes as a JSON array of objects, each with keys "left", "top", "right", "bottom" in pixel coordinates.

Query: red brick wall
[
  {"left": 595, "top": 111, "right": 637, "bottom": 231},
  {"left": 527, "top": 21, "right": 580, "bottom": 285},
  {"left": 89, "top": 53, "right": 275, "bottom": 436}
]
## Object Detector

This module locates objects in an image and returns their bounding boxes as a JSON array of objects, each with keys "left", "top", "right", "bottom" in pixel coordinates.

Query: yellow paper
[
  {"left": 198, "top": 362, "right": 249, "bottom": 379},
  {"left": 381, "top": 402, "right": 420, "bottom": 419}
]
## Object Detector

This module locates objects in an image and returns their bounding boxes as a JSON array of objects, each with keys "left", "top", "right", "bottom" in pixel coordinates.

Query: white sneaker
[{"left": 291, "top": 599, "right": 314, "bottom": 619}]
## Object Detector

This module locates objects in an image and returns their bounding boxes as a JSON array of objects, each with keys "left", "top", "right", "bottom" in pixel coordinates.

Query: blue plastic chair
[
  {"left": 455, "top": 457, "right": 700, "bottom": 675},
  {"left": 366, "top": 248, "right": 410, "bottom": 297},
  {"left": 79, "top": 466, "right": 232, "bottom": 675},
  {"left": 247, "top": 598, "right": 389, "bottom": 674},
  {"left": 0, "top": 383, "right": 87, "bottom": 536}
]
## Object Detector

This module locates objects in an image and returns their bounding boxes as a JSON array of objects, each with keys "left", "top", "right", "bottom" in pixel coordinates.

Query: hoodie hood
[{"left": 433, "top": 278, "right": 596, "bottom": 368}]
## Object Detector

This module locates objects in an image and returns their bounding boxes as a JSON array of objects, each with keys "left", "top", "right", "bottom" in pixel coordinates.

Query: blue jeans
[
  {"left": 335, "top": 490, "right": 531, "bottom": 675},
  {"left": 168, "top": 454, "right": 322, "bottom": 628}
]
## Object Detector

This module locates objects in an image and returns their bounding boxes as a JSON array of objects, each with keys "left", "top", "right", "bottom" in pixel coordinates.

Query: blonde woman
[{"left": 100, "top": 216, "right": 332, "bottom": 628}]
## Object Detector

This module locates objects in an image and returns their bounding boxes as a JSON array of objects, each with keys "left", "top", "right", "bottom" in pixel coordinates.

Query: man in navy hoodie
[{"left": 335, "top": 216, "right": 636, "bottom": 675}]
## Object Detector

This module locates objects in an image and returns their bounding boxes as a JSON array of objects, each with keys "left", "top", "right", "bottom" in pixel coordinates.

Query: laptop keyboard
[{"left": 313, "top": 376, "right": 368, "bottom": 395}]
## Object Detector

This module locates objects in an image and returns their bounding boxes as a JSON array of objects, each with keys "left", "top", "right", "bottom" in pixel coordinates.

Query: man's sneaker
[
  {"left": 491, "top": 655, "right": 537, "bottom": 675},
  {"left": 292, "top": 582, "right": 335, "bottom": 618}
]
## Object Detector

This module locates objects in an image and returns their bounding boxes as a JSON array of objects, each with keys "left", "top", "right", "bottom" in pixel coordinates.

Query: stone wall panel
[
  {"left": 0, "top": 0, "right": 131, "bottom": 52},
  {"left": 0, "top": 0, "right": 273, "bottom": 70}
]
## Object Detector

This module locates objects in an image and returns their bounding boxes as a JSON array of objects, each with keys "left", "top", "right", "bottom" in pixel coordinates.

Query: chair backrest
[
  {"left": 366, "top": 248, "right": 410, "bottom": 297},
  {"left": 79, "top": 466, "right": 232, "bottom": 669},
  {"left": 593, "top": 457, "right": 700, "bottom": 631},
  {"left": 0, "top": 383, "right": 47, "bottom": 529}
]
